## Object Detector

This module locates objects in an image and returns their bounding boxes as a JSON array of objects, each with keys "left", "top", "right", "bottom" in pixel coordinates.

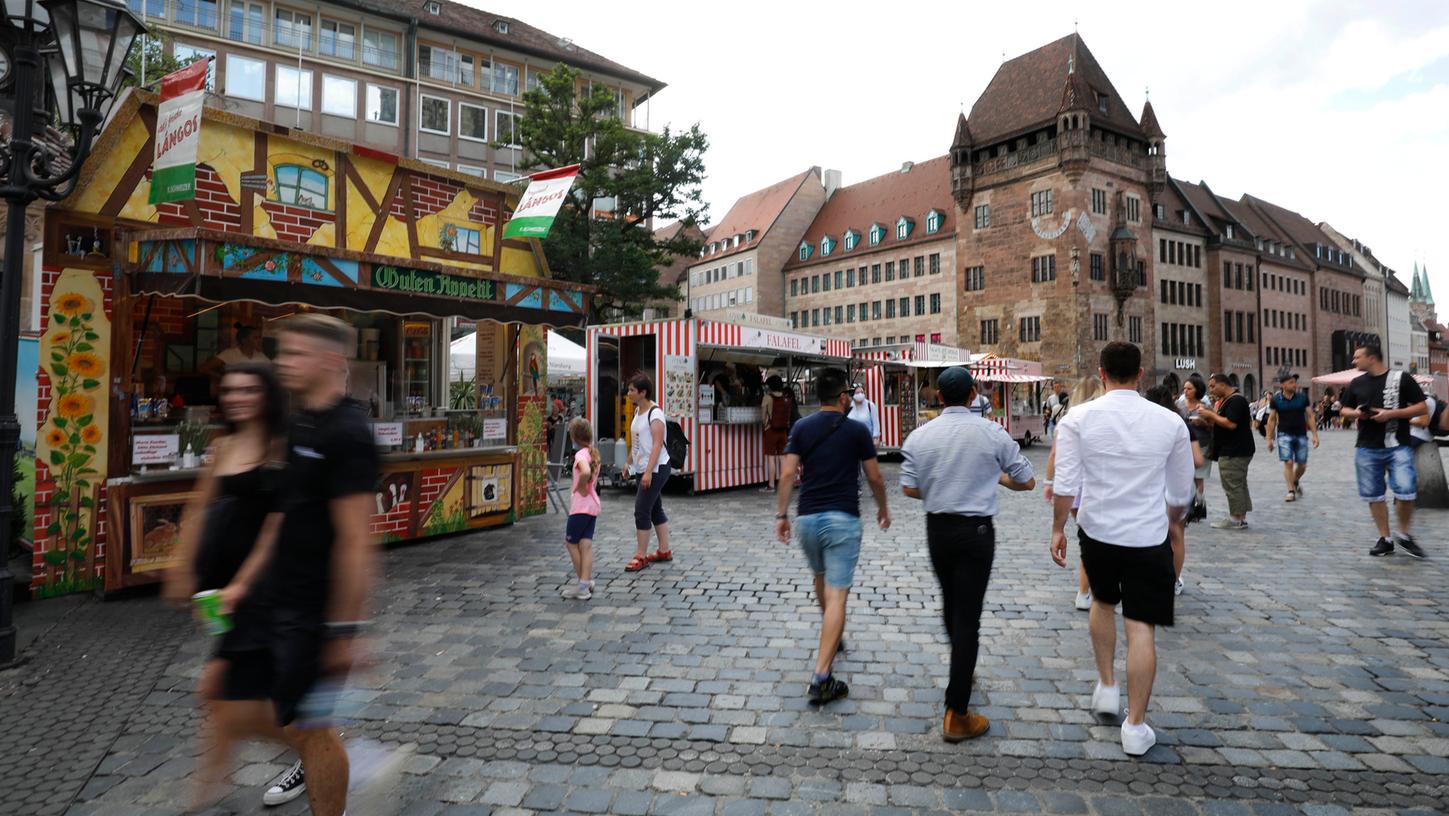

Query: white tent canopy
[
  {"left": 1312, "top": 368, "right": 1434, "bottom": 388},
  {"left": 449, "top": 329, "right": 586, "bottom": 381}
]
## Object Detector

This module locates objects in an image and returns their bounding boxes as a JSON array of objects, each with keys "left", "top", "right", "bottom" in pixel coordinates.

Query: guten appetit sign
[{"left": 372, "top": 266, "right": 496, "bottom": 302}]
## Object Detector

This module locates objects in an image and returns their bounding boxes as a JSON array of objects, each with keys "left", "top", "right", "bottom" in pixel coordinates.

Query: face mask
[{"left": 853, "top": 393, "right": 865, "bottom": 403}]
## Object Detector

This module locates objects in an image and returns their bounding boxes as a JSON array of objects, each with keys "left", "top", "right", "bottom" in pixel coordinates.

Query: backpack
[
  {"left": 769, "top": 392, "right": 794, "bottom": 431},
  {"left": 665, "top": 420, "right": 689, "bottom": 471},
  {"left": 1431, "top": 399, "right": 1447, "bottom": 435}
]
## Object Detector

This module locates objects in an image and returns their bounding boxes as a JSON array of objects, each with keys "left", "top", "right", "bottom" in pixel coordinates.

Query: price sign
[
  {"left": 483, "top": 418, "right": 508, "bottom": 440},
  {"left": 133, "top": 435, "right": 179, "bottom": 465},
  {"left": 372, "top": 422, "right": 403, "bottom": 447}
]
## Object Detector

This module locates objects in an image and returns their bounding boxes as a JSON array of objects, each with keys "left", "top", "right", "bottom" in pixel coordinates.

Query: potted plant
[{"left": 176, "top": 421, "right": 213, "bottom": 468}]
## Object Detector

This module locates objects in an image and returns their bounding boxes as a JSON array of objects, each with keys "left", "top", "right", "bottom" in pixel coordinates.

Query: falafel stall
[
  {"left": 31, "top": 94, "right": 587, "bottom": 598},
  {"left": 587, "top": 316, "right": 853, "bottom": 492}
]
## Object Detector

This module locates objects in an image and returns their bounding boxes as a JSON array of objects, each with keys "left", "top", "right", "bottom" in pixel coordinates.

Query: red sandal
[
  {"left": 647, "top": 549, "right": 673, "bottom": 563},
  {"left": 625, "top": 554, "right": 650, "bottom": 572}
]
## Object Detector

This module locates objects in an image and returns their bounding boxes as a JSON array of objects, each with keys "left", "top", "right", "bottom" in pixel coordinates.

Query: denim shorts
[
  {"left": 1276, "top": 433, "right": 1310, "bottom": 464},
  {"left": 795, "top": 511, "right": 862, "bottom": 589},
  {"left": 1354, "top": 445, "right": 1416, "bottom": 502}
]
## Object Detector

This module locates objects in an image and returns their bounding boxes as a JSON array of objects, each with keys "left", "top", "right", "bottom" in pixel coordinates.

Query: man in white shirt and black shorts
[{"left": 1050, "top": 342, "right": 1195, "bottom": 757}]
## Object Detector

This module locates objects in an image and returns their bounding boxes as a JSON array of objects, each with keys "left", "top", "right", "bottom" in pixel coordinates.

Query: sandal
[
  {"left": 625, "top": 555, "right": 650, "bottom": 572},
  {"left": 647, "top": 549, "right": 673, "bottom": 563}
]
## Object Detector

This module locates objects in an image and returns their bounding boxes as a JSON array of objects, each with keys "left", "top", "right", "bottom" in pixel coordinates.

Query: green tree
[
  {"left": 123, "top": 27, "right": 207, "bottom": 90},
  {"left": 513, "top": 65, "right": 708, "bottom": 321}
]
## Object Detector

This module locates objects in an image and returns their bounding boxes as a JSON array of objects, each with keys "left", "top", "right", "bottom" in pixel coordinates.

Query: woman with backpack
[
  {"left": 762, "top": 375, "right": 795, "bottom": 492},
  {"left": 625, "top": 373, "right": 673, "bottom": 572}
]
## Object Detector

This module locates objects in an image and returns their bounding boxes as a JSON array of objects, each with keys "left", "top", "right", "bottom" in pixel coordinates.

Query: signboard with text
[
  {"left": 372, "top": 266, "right": 496, "bottom": 302},
  {"left": 738, "top": 327, "right": 824, "bottom": 356},
  {"left": 148, "top": 59, "right": 211, "bottom": 204},
  {"left": 501, "top": 164, "right": 581, "bottom": 239},
  {"left": 133, "top": 435, "right": 179, "bottom": 465}
]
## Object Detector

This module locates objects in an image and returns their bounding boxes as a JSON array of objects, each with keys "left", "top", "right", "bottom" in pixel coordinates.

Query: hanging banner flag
[
  {"left": 148, "top": 58, "right": 212, "bottom": 205},
  {"left": 501, "top": 164, "right": 581, "bottom": 240}
]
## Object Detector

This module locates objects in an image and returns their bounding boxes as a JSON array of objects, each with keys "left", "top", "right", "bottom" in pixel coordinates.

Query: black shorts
[
  {"left": 214, "top": 606, "right": 334, "bottom": 727},
  {"left": 1078, "top": 530, "right": 1175, "bottom": 627},
  {"left": 565, "top": 513, "right": 598, "bottom": 544}
]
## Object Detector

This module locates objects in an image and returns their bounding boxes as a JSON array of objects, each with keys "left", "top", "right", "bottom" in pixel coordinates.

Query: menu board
[
  {"left": 475, "top": 323, "right": 501, "bottom": 385},
  {"left": 133, "top": 435, "right": 178, "bottom": 465},
  {"left": 663, "top": 354, "right": 694, "bottom": 417}
]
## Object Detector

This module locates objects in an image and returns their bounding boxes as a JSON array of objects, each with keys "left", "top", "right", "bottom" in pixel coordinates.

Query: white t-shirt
[
  {"left": 630, "top": 405, "right": 669, "bottom": 474},
  {"left": 1411, "top": 397, "right": 1437, "bottom": 444},
  {"left": 217, "top": 347, "right": 268, "bottom": 367}
]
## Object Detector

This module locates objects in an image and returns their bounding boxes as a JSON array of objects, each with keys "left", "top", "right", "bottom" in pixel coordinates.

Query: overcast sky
[{"left": 471, "top": 0, "right": 1449, "bottom": 297}]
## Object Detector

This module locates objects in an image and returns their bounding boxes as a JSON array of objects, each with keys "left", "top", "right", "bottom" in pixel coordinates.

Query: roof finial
[
  {"left": 1074, "top": 17, "right": 1079, "bottom": 33},
  {"left": 1145, "top": 85, "right": 1150, "bottom": 99}
]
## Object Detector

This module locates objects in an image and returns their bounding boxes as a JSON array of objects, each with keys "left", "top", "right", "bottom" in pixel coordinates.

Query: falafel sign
[
  {"left": 501, "top": 164, "right": 581, "bottom": 239},
  {"left": 148, "top": 58, "right": 212, "bottom": 205}
]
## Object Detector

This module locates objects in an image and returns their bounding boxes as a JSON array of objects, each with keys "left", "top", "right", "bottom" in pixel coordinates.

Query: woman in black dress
[{"left": 164, "top": 362, "right": 289, "bottom": 808}]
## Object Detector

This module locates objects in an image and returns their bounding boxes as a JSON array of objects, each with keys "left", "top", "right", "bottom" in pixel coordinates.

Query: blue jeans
[
  {"left": 1354, "top": 446, "right": 1416, "bottom": 503},
  {"left": 795, "top": 511, "right": 862, "bottom": 589},
  {"left": 1276, "top": 433, "right": 1309, "bottom": 464}
]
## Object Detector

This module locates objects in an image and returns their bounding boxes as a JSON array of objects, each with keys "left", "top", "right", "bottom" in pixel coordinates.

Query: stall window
[{"left": 274, "top": 165, "right": 328, "bottom": 209}]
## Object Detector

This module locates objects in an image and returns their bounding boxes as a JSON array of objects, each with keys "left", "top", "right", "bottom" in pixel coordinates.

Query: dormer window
[
  {"left": 868, "top": 223, "right": 885, "bottom": 246},
  {"left": 493, "top": 20, "right": 509, "bottom": 33},
  {"left": 820, "top": 235, "right": 836, "bottom": 257},
  {"left": 896, "top": 216, "right": 914, "bottom": 240},
  {"left": 1097, "top": 94, "right": 1109, "bottom": 114},
  {"left": 744, "top": 230, "right": 755, "bottom": 243},
  {"left": 1225, "top": 224, "right": 1235, "bottom": 239},
  {"left": 798, "top": 241, "right": 813, "bottom": 262},
  {"left": 428, "top": 2, "right": 440, "bottom": 14},
  {"left": 924, "top": 210, "right": 943, "bottom": 234},
  {"left": 733, "top": 235, "right": 741, "bottom": 248},
  {"left": 843, "top": 229, "right": 860, "bottom": 251}
]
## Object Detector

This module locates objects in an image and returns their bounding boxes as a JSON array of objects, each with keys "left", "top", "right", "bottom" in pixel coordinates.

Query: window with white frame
[
  {"left": 483, "top": 59, "right": 520, "bottom": 96},
  {"left": 275, "top": 65, "right": 312, "bottom": 109},
  {"left": 925, "top": 210, "right": 943, "bottom": 234},
  {"left": 820, "top": 235, "right": 836, "bottom": 257},
  {"left": 174, "top": 0, "right": 219, "bottom": 30},
  {"left": 274, "top": 7, "right": 311, "bottom": 49},
  {"left": 420, "top": 159, "right": 450, "bottom": 169},
  {"left": 274, "top": 164, "right": 327, "bottom": 208},
  {"left": 896, "top": 217, "right": 913, "bottom": 240},
  {"left": 319, "top": 19, "right": 355, "bottom": 59},
  {"left": 494, "top": 170, "right": 523, "bottom": 183},
  {"left": 459, "top": 103, "right": 488, "bottom": 141},
  {"left": 1126, "top": 195, "right": 1140, "bottom": 223},
  {"left": 868, "top": 224, "right": 884, "bottom": 246},
  {"left": 418, "top": 45, "right": 455, "bottom": 83},
  {"left": 365, "top": 84, "right": 398, "bottom": 124},
  {"left": 361, "top": 28, "right": 398, "bottom": 70},
  {"left": 798, "top": 242, "right": 812, "bottom": 262},
  {"left": 843, "top": 229, "right": 858, "bottom": 251},
  {"left": 226, "top": 1, "right": 263, "bottom": 44},
  {"left": 225, "top": 54, "right": 265, "bottom": 101},
  {"left": 173, "top": 45, "right": 215, "bottom": 89},
  {"left": 459, "top": 54, "right": 475, "bottom": 86},
  {"left": 495, "top": 110, "right": 520, "bottom": 147},
  {"left": 457, "top": 165, "right": 486, "bottom": 177},
  {"left": 321, "top": 75, "right": 356, "bottom": 117},
  {"left": 419, "top": 95, "right": 450, "bottom": 134},
  {"left": 1030, "top": 189, "right": 1053, "bottom": 217}
]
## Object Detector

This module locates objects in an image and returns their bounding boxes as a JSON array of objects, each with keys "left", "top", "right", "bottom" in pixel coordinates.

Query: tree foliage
[
  {"left": 514, "top": 65, "right": 708, "bottom": 320},
  {"left": 123, "top": 27, "right": 206, "bottom": 91}
]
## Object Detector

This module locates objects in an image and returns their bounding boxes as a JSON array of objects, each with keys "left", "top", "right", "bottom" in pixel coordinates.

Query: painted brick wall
[
  {"left": 150, "top": 164, "right": 243, "bottom": 231},
  {"left": 391, "top": 175, "right": 464, "bottom": 223},
  {"left": 259, "top": 201, "right": 335, "bottom": 243}
]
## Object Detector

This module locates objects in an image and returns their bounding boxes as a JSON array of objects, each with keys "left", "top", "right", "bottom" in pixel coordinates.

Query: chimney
[
  {"left": 900, "top": 161, "right": 914, "bottom": 173},
  {"left": 823, "top": 169, "right": 842, "bottom": 200}
]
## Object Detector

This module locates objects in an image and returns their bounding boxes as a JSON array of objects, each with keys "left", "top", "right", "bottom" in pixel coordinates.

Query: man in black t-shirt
[
  {"left": 1200, "top": 374, "right": 1255, "bottom": 529},
  {"left": 1265, "top": 373, "right": 1319, "bottom": 501},
  {"left": 1338, "top": 344, "right": 1428, "bottom": 558},
  {"left": 775, "top": 369, "right": 891, "bottom": 705}
]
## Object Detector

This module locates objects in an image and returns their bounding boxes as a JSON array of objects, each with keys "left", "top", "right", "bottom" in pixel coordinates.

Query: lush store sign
[{"left": 372, "top": 266, "right": 495, "bottom": 302}]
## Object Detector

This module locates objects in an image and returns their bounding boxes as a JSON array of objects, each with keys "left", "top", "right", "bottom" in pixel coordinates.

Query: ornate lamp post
[{"left": 0, "top": 0, "right": 143, "bottom": 665}]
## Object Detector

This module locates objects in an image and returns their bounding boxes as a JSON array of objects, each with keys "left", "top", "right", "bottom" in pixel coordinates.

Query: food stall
[
  {"left": 969, "top": 353, "right": 1051, "bottom": 447},
  {"left": 31, "top": 94, "right": 588, "bottom": 598},
  {"left": 854, "top": 343, "right": 971, "bottom": 452},
  {"left": 586, "top": 316, "right": 853, "bottom": 492}
]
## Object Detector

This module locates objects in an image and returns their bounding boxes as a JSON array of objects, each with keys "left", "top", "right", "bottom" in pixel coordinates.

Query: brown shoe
[{"left": 942, "top": 708, "right": 990, "bottom": 742}]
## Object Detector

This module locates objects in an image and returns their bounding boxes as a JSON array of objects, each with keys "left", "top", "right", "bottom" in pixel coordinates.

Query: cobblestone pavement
[{"left": 4, "top": 431, "right": 1448, "bottom": 815}]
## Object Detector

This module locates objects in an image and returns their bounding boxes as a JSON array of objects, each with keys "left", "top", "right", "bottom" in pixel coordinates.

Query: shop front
[
  {"left": 32, "top": 94, "right": 586, "bottom": 597},
  {"left": 969, "top": 354, "right": 1051, "bottom": 446},
  {"left": 854, "top": 342, "right": 971, "bottom": 451}
]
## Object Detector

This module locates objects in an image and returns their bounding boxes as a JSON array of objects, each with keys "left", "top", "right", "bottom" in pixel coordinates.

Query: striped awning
[{"left": 976, "top": 372, "right": 1052, "bottom": 384}]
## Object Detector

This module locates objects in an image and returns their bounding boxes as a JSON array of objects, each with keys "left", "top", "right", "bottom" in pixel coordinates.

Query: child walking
[{"left": 564, "top": 417, "right": 600, "bottom": 600}]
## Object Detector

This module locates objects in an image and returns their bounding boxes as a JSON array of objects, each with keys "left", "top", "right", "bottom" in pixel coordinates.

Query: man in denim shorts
[
  {"left": 1338, "top": 344, "right": 1428, "bottom": 559},
  {"left": 775, "top": 368, "right": 891, "bottom": 704},
  {"left": 1265, "top": 373, "right": 1319, "bottom": 502}
]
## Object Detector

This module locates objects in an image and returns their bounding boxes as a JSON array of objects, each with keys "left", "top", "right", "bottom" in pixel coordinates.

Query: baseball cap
[{"left": 936, "top": 366, "right": 976, "bottom": 403}]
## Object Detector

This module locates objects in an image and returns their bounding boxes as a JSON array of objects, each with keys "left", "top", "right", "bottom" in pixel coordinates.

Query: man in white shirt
[{"left": 1049, "top": 342, "right": 1195, "bottom": 758}]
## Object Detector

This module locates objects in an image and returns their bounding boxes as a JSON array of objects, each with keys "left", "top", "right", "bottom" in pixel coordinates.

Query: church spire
[
  {"left": 1424, "top": 265, "right": 1435, "bottom": 305},
  {"left": 1412, "top": 262, "right": 1424, "bottom": 302}
]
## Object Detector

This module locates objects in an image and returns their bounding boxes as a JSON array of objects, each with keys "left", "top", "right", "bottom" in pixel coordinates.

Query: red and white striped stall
[
  {"left": 853, "top": 343, "right": 970, "bottom": 451},
  {"left": 969, "top": 353, "right": 1052, "bottom": 446},
  {"left": 587, "top": 318, "right": 852, "bottom": 492}
]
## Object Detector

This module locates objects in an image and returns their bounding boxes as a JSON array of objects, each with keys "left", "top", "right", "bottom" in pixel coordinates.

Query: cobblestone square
[{"left": 3, "top": 432, "right": 1447, "bottom": 815}]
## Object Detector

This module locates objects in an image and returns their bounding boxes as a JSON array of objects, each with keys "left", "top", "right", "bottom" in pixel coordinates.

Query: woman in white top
[
  {"left": 625, "top": 373, "right": 673, "bottom": 572},
  {"left": 1043, "top": 374, "right": 1104, "bottom": 610}
]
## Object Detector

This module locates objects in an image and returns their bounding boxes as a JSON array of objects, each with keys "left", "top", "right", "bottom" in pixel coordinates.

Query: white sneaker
[
  {"left": 1121, "top": 721, "right": 1157, "bottom": 756},
  {"left": 346, "top": 739, "right": 408, "bottom": 816},
  {"left": 262, "top": 759, "right": 305, "bottom": 806},
  {"left": 1174, "top": 577, "right": 1185, "bottom": 596},
  {"left": 1091, "top": 682, "right": 1120, "bottom": 719},
  {"left": 1074, "top": 591, "right": 1092, "bottom": 611},
  {"left": 562, "top": 583, "right": 593, "bottom": 600}
]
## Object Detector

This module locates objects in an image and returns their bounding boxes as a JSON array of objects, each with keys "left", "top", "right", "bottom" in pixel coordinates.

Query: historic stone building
[
  {"left": 952, "top": 34, "right": 1161, "bottom": 380},
  {"left": 782, "top": 157, "right": 957, "bottom": 347},
  {"left": 1149, "top": 180, "right": 1210, "bottom": 389}
]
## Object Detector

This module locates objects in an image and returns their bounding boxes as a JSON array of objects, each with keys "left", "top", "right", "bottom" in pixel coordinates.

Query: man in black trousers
[{"left": 900, "top": 366, "right": 1035, "bottom": 741}]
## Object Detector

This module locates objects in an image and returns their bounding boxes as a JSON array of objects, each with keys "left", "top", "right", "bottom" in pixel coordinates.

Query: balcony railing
[
  {"left": 974, "top": 137, "right": 1058, "bottom": 176},
  {"left": 972, "top": 131, "right": 1147, "bottom": 176}
]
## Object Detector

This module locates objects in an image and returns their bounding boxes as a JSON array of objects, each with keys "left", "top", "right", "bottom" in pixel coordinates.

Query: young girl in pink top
[{"left": 563, "top": 417, "right": 600, "bottom": 600}]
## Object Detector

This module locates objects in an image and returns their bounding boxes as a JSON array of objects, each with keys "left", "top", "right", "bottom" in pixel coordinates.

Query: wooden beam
[
  {"left": 363, "top": 168, "right": 405, "bottom": 254},
  {"left": 100, "top": 107, "right": 157, "bottom": 217},
  {"left": 335, "top": 152, "right": 349, "bottom": 250}
]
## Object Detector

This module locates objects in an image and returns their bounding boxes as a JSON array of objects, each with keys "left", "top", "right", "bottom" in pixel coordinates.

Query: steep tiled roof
[
  {"left": 1243, "top": 194, "right": 1364, "bottom": 278},
  {"left": 784, "top": 157, "right": 953, "bottom": 271},
  {"left": 1217, "top": 195, "right": 1315, "bottom": 271},
  {"left": 1172, "top": 178, "right": 1237, "bottom": 236},
  {"left": 1153, "top": 180, "right": 1209, "bottom": 237},
  {"left": 654, "top": 221, "right": 706, "bottom": 287},
  {"left": 699, "top": 169, "right": 820, "bottom": 263},
  {"left": 345, "top": 0, "right": 664, "bottom": 94},
  {"left": 966, "top": 33, "right": 1144, "bottom": 145},
  {"left": 1139, "top": 99, "right": 1164, "bottom": 139}
]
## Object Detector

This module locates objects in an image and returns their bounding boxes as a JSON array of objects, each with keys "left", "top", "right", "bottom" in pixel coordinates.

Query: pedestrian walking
[
  {"left": 563, "top": 417, "right": 600, "bottom": 599},
  {"left": 899, "top": 366, "right": 1034, "bottom": 742},
  {"left": 1337, "top": 344, "right": 1429, "bottom": 558},
  {"left": 1042, "top": 374, "right": 1104, "bottom": 610},
  {"left": 214, "top": 314, "right": 397, "bottom": 816},
  {"left": 1252, "top": 390, "right": 1273, "bottom": 438},
  {"left": 166, "top": 364, "right": 299, "bottom": 809},
  {"left": 1180, "top": 374, "right": 1213, "bottom": 522},
  {"left": 848, "top": 383, "right": 882, "bottom": 447},
  {"left": 1144, "top": 385, "right": 1204, "bottom": 596},
  {"left": 624, "top": 374, "right": 673, "bottom": 572},
  {"left": 762, "top": 375, "right": 795, "bottom": 491},
  {"left": 1265, "top": 373, "right": 1319, "bottom": 502},
  {"left": 1050, "top": 342, "right": 1195, "bottom": 757},
  {"left": 1199, "top": 374, "right": 1254, "bottom": 529},
  {"left": 774, "top": 368, "right": 890, "bottom": 705}
]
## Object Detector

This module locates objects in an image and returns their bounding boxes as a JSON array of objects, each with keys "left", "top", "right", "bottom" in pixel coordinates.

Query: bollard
[{"left": 1414, "top": 442, "right": 1449, "bottom": 509}]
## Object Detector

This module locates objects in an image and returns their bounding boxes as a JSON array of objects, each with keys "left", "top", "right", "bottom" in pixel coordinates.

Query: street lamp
[{"left": 0, "top": 0, "right": 143, "bottom": 665}]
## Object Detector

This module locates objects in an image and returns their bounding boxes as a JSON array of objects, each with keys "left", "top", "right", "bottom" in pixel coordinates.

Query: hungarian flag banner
[
  {"left": 501, "top": 164, "right": 581, "bottom": 239},
  {"left": 148, "top": 58, "right": 211, "bottom": 205}
]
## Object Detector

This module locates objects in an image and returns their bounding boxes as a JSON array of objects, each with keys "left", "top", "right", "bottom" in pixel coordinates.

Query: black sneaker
[
  {"left": 808, "top": 675, "right": 849, "bottom": 705},
  {"left": 837, "top": 639, "right": 847, "bottom": 654},
  {"left": 262, "top": 760, "right": 306, "bottom": 806},
  {"left": 1395, "top": 534, "right": 1426, "bottom": 559},
  {"left": 1370, "top": 538, "right": 1394, "bottom": 557}
]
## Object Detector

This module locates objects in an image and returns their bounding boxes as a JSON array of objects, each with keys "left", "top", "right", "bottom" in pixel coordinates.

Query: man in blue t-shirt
[
  {"left": 1265, "top": 373, "right": 1320, "bottom": 502},
  {"left": 775, "top": 368, "right": 891, "bottom": 705}
]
